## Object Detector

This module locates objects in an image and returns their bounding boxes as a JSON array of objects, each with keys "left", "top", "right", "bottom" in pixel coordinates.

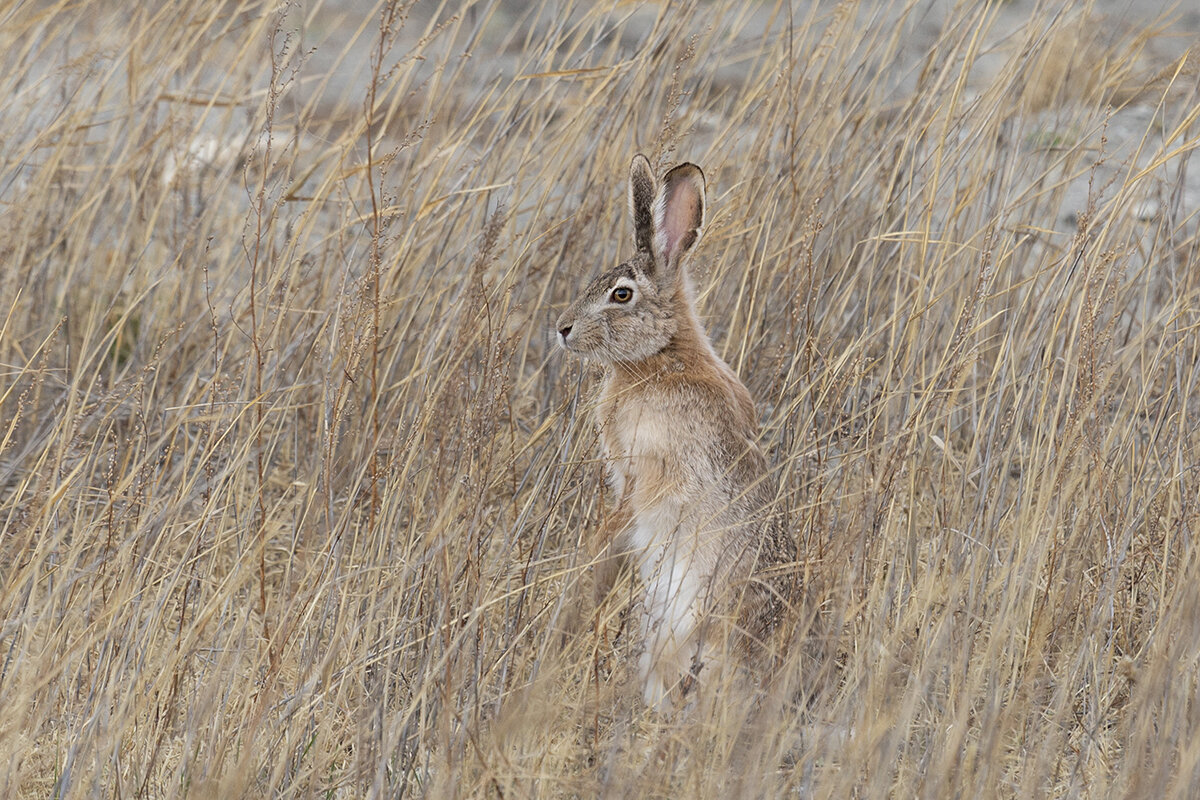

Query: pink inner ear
[{"left": 656, "top": 180, "right": 703, "bottom": 266}]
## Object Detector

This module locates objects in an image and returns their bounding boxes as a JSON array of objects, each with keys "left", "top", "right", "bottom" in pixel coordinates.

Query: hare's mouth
[{"left": 556, "top": 332, "right": 603, "bottom": 362}]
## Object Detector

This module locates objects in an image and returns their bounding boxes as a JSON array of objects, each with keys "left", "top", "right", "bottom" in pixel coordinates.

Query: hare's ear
[
  {"left": 629, "top": 154, "right": 656, "bottom": 256},
  {"left": 653, "top": 163, "right": 705, "bottom": 275}
]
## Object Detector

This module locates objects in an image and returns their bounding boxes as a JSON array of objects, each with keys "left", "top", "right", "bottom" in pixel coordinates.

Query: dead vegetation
[{"left": 1, "top": 0, "right": 1198, "bottom": 796}]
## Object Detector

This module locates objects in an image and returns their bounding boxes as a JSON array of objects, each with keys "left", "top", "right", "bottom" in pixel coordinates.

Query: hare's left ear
[
  {"left": 653, "top": 162, "right": 705, "bottom": 275},
  {"left": 629, "top": 154, "right": 657, "bottom": 257}
]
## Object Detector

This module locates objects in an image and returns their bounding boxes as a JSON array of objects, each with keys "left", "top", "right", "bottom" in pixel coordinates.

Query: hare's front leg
[{"left": 636, "top": 545, "right": 712, "bottom": 710}]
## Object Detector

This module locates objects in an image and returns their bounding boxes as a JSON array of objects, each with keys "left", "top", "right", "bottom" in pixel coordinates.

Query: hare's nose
[{"left": 558, "top": 324, "right": 572, "bottom": 339}]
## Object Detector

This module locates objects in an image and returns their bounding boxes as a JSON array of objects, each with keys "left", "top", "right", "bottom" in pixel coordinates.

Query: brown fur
[{"left": 556, "top": 155, "right": 795, "bottom": 707}]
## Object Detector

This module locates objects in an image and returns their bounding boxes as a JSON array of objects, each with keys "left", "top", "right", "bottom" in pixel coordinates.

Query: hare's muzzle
[{"left": 557, "top": 322, "right": 574, "bottom": 350}]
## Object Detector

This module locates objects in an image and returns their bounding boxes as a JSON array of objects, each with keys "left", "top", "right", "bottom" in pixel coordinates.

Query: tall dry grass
[{"left": 1, "top": 0, "right": 1198, "bottom": 796}]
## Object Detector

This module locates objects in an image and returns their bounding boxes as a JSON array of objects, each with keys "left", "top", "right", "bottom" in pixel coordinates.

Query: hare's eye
[{"left": 610, "top": 286, "right": 633, "bottom": 303}]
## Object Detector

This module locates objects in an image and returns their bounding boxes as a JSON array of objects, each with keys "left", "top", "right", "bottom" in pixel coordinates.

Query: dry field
[{"left": 2, "top": 0, "right": 1199, "bottom": 796}]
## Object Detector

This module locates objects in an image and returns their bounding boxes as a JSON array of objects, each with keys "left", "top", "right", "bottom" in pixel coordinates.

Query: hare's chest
[
  {"left": 597, "top": 388, "right": 707, "bottom": 581},
  {"left": 596, "top": 390, "right": 677, "bottom": 506}
]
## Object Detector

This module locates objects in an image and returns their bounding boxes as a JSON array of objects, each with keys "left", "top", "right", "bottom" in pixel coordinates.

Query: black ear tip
[{"left": 664, "top": 162, "right": 705, "bottom": 187}]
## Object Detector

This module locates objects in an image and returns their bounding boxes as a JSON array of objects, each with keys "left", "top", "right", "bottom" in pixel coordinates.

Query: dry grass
[{"left": 2, "top": 0, "right": 1199, "bottom": 796}]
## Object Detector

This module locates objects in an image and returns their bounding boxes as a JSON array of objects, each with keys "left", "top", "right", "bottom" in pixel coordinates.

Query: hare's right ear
[
  {"left": 629, "top": 153, "right": 657, "bottom": 257},
  {"left": 651, "top": 162, "right": 705, "bottom": 276}
]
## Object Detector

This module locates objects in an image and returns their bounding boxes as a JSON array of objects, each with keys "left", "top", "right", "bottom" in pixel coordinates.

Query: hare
[{"left": 556, "top": 154, "right": 795, "bottom": 708}]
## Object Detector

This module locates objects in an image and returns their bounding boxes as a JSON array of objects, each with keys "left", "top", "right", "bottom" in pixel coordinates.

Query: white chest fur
[{"left": 597, "top": 383, "right": 711, "bottom": 565}]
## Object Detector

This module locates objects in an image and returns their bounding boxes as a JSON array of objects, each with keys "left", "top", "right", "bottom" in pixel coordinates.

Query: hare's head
[{"left": 556, "top": 154, "right": 705, "bottom": 364}]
